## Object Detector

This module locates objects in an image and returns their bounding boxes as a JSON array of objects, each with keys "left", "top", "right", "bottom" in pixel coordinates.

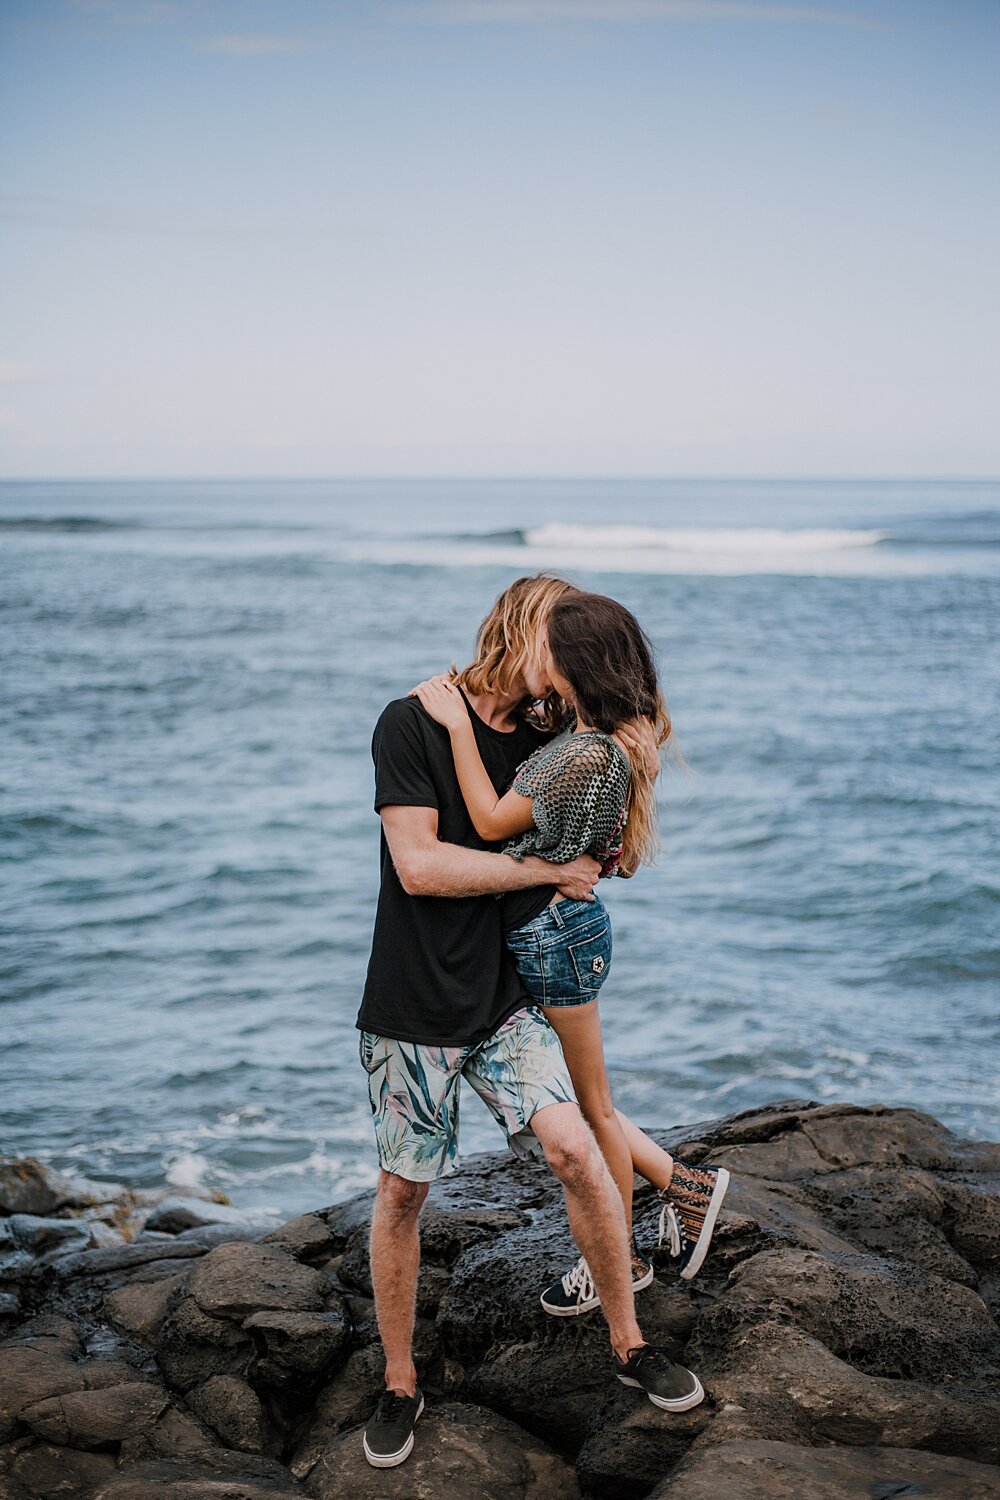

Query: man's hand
[
  {"left": 554, "top": 854, "right": 601, "bottom": 902},
  {"left": 613, "top": 716, "right": 661, "bottom": 780}
]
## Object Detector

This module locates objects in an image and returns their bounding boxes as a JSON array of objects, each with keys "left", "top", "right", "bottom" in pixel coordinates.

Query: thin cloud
[
  {"left": 65, "top": 5, "right": 323, "bottom": 55},
  {"left": 393, "top": 1, "right": 877, "bottom": 27},
  {"left": 194, "top": 33, "right": 318, "bottom": 57},
  {"left": 0, "top": 194, "right": 370, "bottom": 242}
]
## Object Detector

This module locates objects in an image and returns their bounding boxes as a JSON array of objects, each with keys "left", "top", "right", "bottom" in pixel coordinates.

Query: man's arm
[{"left": 381, "top": 805, "right": 599, "bottom": 901}]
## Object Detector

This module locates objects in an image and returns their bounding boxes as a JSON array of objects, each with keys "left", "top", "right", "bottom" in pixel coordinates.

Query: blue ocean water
[{"left": 2, "top": 478, "right": 998, "bottom": 1220}]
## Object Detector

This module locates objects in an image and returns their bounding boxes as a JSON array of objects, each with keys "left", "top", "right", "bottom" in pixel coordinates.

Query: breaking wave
[{"left": 520, "top": 524, "right": 888, "bottom": 554}]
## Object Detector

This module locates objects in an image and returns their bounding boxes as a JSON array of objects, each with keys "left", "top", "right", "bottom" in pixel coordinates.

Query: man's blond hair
[{"left": 454, "top": 574, "right": 577, "bottom": 727}]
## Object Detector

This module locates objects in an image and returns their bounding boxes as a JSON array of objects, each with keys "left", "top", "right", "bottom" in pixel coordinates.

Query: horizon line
[{"left": 2, "top": 473, "right": 998, "bottom": 485}]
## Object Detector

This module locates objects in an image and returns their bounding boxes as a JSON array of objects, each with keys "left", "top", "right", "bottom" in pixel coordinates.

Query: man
[{"left": 356, "top": 575, "right": 704, "bottom": 1470}]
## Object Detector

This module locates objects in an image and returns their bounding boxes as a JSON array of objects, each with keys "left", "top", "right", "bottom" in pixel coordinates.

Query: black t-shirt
[
  {"left": 500, "top": 878, "right": 555, "bottom": 934},
  {"left": 356, "top": 692, "right": 550, "bottom": 1046}
]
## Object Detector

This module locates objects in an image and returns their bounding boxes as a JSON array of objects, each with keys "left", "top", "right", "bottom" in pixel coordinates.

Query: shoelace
[
  {"left": 561, "top": 1256, "right": 596, "bottom": 1304},
  {"left": 657, "top": 1201, "right": 682, "bottom": 1257},
  {"left": 623, "top": 1342, "right": 665, "bottom": 1370},
  {"left": 375, "top": 1390, "right": 414, "bottom": 1422}
]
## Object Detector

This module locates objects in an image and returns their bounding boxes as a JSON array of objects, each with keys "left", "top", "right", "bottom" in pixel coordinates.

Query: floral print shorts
[{"left": 359, "top": 1005, "right": 577, "bottom": 1181}]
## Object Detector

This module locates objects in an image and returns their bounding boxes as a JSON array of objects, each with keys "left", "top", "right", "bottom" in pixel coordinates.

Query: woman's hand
[
  {"left": 410, "top": 675, "right": 470, "bottom": 733},
  {"left": 613, "top": 716, "right": 661, "bottom": 780}
]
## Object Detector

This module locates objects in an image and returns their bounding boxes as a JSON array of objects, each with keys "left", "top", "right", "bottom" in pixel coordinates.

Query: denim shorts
[{"left": 505, "top": 895, "right": 613, "bottom": 1008}]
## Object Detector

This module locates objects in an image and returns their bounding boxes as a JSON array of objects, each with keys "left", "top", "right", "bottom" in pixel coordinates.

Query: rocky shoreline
[{"left": 2, "top": 1099, "right": 999, "bottom": 1498}]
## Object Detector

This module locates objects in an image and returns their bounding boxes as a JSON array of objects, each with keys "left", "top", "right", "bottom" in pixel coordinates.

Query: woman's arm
[
  {"left": 411, "top": 678, "right": 536, "bottom": 842},
  {"left": 449, "top": 720, "right": 537, "bottom": 841}
]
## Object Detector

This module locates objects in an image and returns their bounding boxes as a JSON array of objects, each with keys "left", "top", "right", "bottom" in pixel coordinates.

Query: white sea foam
[
  {"left": 523, "top": 524, "right": 888, "bottom": 554},
  {"left": 334, "top": 523, "right": 955, "bottom": 577},
  {"left": 164, "top": 1150, "right": 212, "bottom": 1190}
]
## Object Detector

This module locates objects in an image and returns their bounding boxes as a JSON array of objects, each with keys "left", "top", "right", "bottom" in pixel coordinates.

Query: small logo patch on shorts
[{"left": 592, "top": 955, "right": 606, "bottom": 974}]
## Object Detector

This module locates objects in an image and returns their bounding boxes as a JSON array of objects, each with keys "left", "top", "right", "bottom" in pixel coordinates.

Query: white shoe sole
[
  {"left": 679, "top": 1167, "right": 731, "bottom": 1281},
  {"left": 540, "top": 1262, "right": 655, "bottom": 1317},
  {"left": 632, "top": 1262, "right": 655, "bottom": 1293},
  {"left": 617, "top": 1371, "right": 705, "bottom": 1412},
  {"left": 362, "top": 1396, "right": 424, "bottom": 1468},
  {"left": 541, "top": 1290, "right": 601, "bottom": 1316}
]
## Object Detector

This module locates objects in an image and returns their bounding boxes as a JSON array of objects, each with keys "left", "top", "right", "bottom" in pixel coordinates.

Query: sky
[{"left": 0, "top": 0, "right": 998, "bottom": 478}]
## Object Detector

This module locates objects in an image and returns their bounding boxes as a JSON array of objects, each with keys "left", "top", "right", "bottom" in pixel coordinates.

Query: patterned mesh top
[{"left": 502, "top": 729, "right": 632, "bottom": 875}]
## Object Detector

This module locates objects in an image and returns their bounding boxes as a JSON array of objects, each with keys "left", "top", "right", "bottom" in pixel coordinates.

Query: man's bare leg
[
  {"left": 531, "top": 1102, "right": 642, "bottom": 1360},
  {"left": 369, "top": 1169, "right": 429, "bottom": 1395}
]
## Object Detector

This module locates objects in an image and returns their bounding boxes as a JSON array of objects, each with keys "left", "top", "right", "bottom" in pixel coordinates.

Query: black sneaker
[
  {"left": 362, "top": 1387, "right": 424, "bottom": 1468},
  {"left": 613, "top": 1343, "right": 704, "bottom": 1411},
  {"left": 658, "top": 1160, "right": 731, "bottom": 1280},
  {"left": 540, "top": 1252, "right": 654, "bottom": 1317}
]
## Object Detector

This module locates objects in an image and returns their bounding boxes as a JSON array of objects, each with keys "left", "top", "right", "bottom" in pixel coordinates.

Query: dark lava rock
[
  {"left": 575, "top": 1389, "right": 713, "bottom": 1500},
  {"left": 92, "top": 1448, "right": 307, "bottom": 1497},
  {"left": 302, "top": 1400, "right": 580, "bottom": 1499},
  {"left": 1, "top": 1101, "right": 998, "bottom": 1498},
  {"left": 49, "top": 1239, "right": 207, "bottom": 1282},
  {"left": 289, "top": 1318, "right": 445, "bottom": 1478},
  {"left": 155, "top": 1286, "right": 257, "bottom": 1393},
  {"left": 187, "top": 1242, "right": 328, "bottom": 1318},
  {"left": 0, "top": 1342, "right": 89, "bottom": 1442},
  {"left": 242, "top": 1304, "right": 351, "bottom": 1391},
  {"left": 143, "top": 1196, "right": 259, "bottom": 1234},
  {"left": 700, "top": 1317, "right": 1000, "bottom": 1463},
  {"left": 115, "top": 1397, "right": 224, "bottom": 1467},
  {"left": 187, "top": 1372, "right": 272, "bottom": 1453},
  {"left": 647, "top": 1438, "right": 1000, "bottom": 1498},
  {"left": 171, "top": 1222, "right": 273, "bottom": 1249},
  {"left": 700, "top": 1242, "right": 999, "bottom": 1382},
  {"left": 259, "top": 1214, "right": 337, "bottom": 1265},
  {"left": 102, "top": 1272, "right": 190, "bottom": 1348},
  {"left": 20, "top": 1380, "right": 170, "bottom": 1448},
  {"left": 0, "top": 1439, "right": 118, "bottom": 1499},
  {"left": 338, "top": 1204, "right": 526, "bottom": 1319},
  {"left": 0, "top": 1159, "right": 80, "bottom": 1218},
  {"left": 4, "top": 1215, "right": 94, "bottom": 1260}
]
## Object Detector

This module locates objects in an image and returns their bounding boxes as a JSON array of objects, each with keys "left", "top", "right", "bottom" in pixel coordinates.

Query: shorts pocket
[
  {"left": 568, "top": 924, "right": 612, "bottom": 992},
  {"left": 359, "top": 1032, "right": 386, "bottom": 1074}
]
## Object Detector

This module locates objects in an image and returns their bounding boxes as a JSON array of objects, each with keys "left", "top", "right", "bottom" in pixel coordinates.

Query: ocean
[{"left": 2, "top": 478, "right": 998, "bottom": 1222}]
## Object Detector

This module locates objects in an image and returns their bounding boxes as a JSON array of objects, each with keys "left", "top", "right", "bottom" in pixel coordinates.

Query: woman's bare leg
[
  {"left": 614, "top": 1110, "right": 675, "bottom": 1192},
  {"left": 541, "top": 1002, "right": 639, "bottom": 1245}
]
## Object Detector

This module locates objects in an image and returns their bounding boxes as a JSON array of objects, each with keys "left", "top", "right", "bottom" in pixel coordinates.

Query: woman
[{"left": 413, "top": 585, "right": 730, "bottom": 1314}]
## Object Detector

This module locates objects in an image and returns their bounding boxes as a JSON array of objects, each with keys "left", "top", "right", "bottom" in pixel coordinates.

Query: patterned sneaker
[
  {"left": 658, "top": 1160, "right": 731, "bottom": 1281},
  {"left": 362, "top": 1387, "right": 424, "bottom": 1468},
  {"left": 540, "top": 1249, "right": 655, "bottom": 1317},
  {"left": 613, "top": 1342, "right": 705, "bottom": 1411}
]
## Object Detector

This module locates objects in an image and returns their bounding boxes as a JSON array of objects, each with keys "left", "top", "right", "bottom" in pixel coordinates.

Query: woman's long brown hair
[{"left": 546, "top": 592, "right": 672, "bottom": 873}]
